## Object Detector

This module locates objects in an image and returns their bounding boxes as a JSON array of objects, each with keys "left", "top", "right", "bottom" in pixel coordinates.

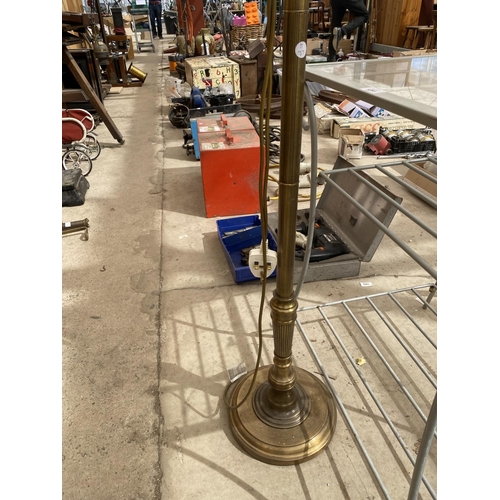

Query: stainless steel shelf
[
  {"left": 305, "top": 55, "right": 437, "bottom": 130},
  {"left": 295, "top": 157, "right": 437, "bottom": 499}
]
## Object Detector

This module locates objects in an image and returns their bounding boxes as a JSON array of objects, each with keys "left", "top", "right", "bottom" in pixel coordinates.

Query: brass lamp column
[{"left": 228, "top": 0, "right": 337, "bottom": 465}]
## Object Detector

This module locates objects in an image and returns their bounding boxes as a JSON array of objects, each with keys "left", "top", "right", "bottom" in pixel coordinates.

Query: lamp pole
[{"left": 228, "top": 0, "right": 337, "bottom": 465}]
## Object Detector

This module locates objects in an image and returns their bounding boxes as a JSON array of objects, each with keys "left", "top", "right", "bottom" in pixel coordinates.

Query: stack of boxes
[{"left": 184, "top": 56, "right": 241, "bottom": 98}]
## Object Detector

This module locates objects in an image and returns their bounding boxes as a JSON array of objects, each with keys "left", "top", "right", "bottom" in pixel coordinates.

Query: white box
[
  {"left": 330, "top": 115, "right": 423, "bottom": 139},
  {"left": 338, "top": 128, "right": 365, "bottom": 160}
]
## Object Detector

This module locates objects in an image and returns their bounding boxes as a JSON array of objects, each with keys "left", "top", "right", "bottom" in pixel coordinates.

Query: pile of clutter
[{"left": 165, "top": 76, "right": 238, "bottom": 129}]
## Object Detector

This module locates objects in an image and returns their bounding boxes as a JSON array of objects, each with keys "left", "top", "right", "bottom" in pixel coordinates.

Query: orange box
[{"left": 244, "top": 1, "right": 260, "bottom": 25}]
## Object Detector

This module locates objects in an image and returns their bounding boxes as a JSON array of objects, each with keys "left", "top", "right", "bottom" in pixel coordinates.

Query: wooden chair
[
  {"left": 309, "top": 1, "right": 326, "bottom": 32},
  {"left": 430, "top": 9, "right": 437, "bottom": 50},
  {"left": 402, "top": 24, "right": 435, "bottom": 50}
]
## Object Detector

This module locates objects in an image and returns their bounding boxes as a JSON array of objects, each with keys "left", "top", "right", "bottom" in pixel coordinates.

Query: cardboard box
[
  {"left": 307, "top": 38, "right": 322, "bottom": 55},
  {"left": 331, "top": 115, "right": 424, "bottom": 138},
  {"left": 306, "top": 37, "right": 349, "bottom": 56},
  {"left": 229, "top": 56, "right": 258, "bottom": 96},
  {"left": 355, "top": 100, "right": 389, "bottom": 118},
  {"left": 338, "top": 128, "right": 365, "bottom": 160},
  {"left": 338, "top": 99, "right": 369, "bottom": 119},
  {"left": 314, "top": 102, "right": 336, "bottom": 134},
  {"left": 184, "top": 56, "right": 241, "bottom": 98},
  {"left": 338, "top": 38, "right": 352, "bottom": 54},
  {"left": 403, "top": 161, "right": 437, "bottom": 204}
]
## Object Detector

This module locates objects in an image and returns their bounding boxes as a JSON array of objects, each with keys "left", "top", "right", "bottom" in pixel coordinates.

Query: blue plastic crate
[{"left": 217, "top": 215, "right": 278, "bottom": 283}]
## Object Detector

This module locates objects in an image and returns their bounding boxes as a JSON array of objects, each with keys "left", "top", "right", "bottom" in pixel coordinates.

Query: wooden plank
[
  {"left": 62, "top": 89, "right": 88, "bottom": 103},
  {"left": 374, "top": 0, "right": 422, "bottom": 47},
  {"left": 400, "top": 0, "right": 422, "bottom": 44},
  {"left": 62, "top": 12, "right": 100, "bottom": 26},
  {"left": 62, "top": 46, "right": 124, "bottom": 144}
]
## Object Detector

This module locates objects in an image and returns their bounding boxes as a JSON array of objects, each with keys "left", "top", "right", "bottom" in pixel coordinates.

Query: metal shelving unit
[{"left": 295, "top": 156, "right": 437, "bottom": 499}]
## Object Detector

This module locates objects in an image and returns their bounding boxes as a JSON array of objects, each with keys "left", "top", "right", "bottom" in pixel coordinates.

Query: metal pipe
[
  {"left": 318, "top": 304, "right": 436, "bottom": 499},
  {"left": 348, "top": 168, "right": 437, "bottom": 239},
  {"left": 295, "top": 318, "right": 392, "bottom": 500},
  {"left": 62, "top": 219, "right": 90, "bottom": 239},
  {"left": 324, "top": 157, "right": 436, "bottom": 173},
  {"left": 365, "top": 296, "right": 437, "bottom": 388},
  {"left": 407, "top": 394, "right": 437, "bottom": 500},
  {"left": 318, "top": 173, "right": 437, "bottom": 280},
  {"left": 424, "top": 283, "right": 437, "bottom": 309},
  {"left": 298, "top": 284, "right": 434, "bottom": 312},
  {"left": 411, "top": 287, "right": 437, "bottom": 316},
  {"left": 320, "top": 159, "right": 438, "bottom": 210},
  {"left": 296, "top": 285, "right": 437, "bottom": 497},
  {"left": 387, "top": 292, "right": 437, "bottom": 349},
  {"left": 62, "top": 218, "right": 89, "bottom": 232},
  {"left": 341, "top": 302, "right": 437, "bottom": 434},
  {"left": 401, "top": 160, "right": 437, "bottom": 182},
  {"left": 374, "top": 164, "right": 437, "bottom": 209}
]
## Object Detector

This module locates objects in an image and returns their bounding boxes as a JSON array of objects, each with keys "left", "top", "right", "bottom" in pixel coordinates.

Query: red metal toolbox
[{"left": 199, "top": 115, "right": 261, "bottom": 218}]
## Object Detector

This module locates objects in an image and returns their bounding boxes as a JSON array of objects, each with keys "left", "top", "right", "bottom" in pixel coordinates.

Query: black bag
[{"left": 62, "top": 169, "right": 90, "bottom": 207}]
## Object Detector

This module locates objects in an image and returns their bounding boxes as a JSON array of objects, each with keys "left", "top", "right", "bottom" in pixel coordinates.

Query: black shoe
[{"left": 159, "top": 35, "right": 163, "bottom": 39}]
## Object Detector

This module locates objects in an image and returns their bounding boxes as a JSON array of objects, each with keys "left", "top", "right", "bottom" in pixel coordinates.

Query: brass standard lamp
[{"left": 227, "top": 0, "right": 337, "bottom": 465}]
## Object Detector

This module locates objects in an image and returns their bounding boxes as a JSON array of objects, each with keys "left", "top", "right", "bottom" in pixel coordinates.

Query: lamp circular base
[{"left": 228, "top": 365, "right": 337, "bottom": 465}]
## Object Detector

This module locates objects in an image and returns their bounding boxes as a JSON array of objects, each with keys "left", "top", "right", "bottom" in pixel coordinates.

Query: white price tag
[
  {"left": 199, "top": 126, "right": 221, "bottom": 132},
  {"left": 295, "top": 41, "right": 307, "bottom": 59},
  {"left": 201, "top": 142, "right": 225, "bottom": 150}
]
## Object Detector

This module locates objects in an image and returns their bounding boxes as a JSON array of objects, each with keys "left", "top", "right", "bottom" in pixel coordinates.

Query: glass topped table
[{"left": 305, "top": 55, "right": 437, "bottom": 130}]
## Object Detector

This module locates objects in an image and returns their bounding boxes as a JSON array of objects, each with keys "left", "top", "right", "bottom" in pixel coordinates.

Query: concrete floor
[{"left": 62, "top": 35, "right": 437, "bottom": 500}]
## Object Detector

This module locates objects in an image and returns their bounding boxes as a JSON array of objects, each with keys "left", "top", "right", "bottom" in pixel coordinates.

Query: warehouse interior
[{"left": 6, "top": 0, "right": 495, "bottom": 499}]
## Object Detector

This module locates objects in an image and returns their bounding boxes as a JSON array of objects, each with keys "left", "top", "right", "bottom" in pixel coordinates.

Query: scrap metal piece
[{"left": 62, "top": 218, "right": 90, "bottom": 240}]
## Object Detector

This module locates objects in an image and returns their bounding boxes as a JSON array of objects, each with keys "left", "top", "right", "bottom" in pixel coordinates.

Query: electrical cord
[
  {"left": 263, "top": 84, "right": 321, "bottom": 288},
  {"left": 293, "top": 83, "right": 320, "bottom": 299},
  {"left": 261, "top": 124, "right": 306, "bottom": 165},
  {"left": 233, "top": 109, "right": 259, "bottom": 132},
  {"left": 223, "top": 0, "right": 277, "bottom": 410}
]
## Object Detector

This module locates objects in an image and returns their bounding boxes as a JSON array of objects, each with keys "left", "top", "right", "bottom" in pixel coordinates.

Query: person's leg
[
  {"left": 149, "top": 5, "right": 157, "bottom": 37},
  {"left": 328, "top": 2, "right": 348, "bottom": 60},
  {"left": 155, "top": 5, "right": 163, "bottom": 38},
  {"left": 330, "top": 3, "right": 347, "bottom": 29},
  {"left": 340, "top": 0, "right": 370, "bottom": 38}
]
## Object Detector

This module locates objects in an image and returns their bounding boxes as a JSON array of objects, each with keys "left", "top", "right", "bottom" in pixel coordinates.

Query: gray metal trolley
[{"left": 130, "top": 2, "right": 155, "bottom": 53}]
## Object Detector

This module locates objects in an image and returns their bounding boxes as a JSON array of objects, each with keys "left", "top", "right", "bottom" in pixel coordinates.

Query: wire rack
[{"left": 295, "top": 156, "right": 437, "bottom": 500}]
